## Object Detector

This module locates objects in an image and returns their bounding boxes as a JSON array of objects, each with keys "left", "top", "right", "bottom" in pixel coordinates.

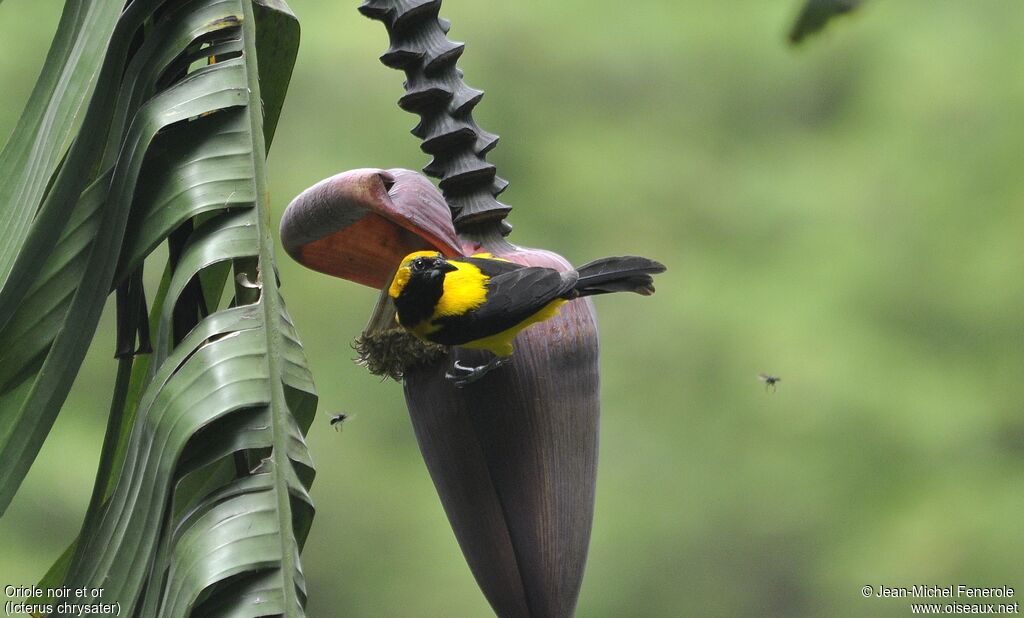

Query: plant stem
[{"left": 359, "top": 0, "right": 513, "bottom": 237}]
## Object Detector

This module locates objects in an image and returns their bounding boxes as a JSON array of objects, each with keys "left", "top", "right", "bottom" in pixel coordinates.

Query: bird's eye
[{"left": 412, "top": 258, "right": 426, "bottom": 270}]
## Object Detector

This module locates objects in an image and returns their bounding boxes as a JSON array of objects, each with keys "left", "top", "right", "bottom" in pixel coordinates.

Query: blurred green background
[{"left": 2, "top": 1, "right": 1023, "bottom": 616}]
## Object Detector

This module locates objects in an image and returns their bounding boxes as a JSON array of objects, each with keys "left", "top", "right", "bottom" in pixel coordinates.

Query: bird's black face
[
  {"left": 409, "top": 255, "right": 457, "bottom": 280},
  {"left": 393, "top": 254, "right": 459, "bottom": 327}
]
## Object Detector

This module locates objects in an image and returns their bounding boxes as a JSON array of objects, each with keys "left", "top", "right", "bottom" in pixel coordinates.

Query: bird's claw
[
  {"left": 450, "top": 360, "right": 479, "bottom": 373},
  {"left": 445, "top": 357, "right": 511, "bottom": 388}
]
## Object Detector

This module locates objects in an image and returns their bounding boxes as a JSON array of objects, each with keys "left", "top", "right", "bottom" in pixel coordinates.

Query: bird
[{"left": 387, "top": 250, "right": 666, "bottom": 386}]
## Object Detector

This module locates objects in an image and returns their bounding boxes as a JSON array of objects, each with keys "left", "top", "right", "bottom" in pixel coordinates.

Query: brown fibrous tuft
[{"left": 353, "top": 328, "right": 447, "bottom": 381}]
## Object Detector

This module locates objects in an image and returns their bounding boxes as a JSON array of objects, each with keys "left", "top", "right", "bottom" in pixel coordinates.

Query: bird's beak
[{"left": 438, "top": 261, "right": 458, "bottom": 273}]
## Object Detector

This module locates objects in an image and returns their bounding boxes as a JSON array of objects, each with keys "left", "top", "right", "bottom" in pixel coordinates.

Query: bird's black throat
[{"left": 394, "top": 270, "right": 446, "bottom": 328}]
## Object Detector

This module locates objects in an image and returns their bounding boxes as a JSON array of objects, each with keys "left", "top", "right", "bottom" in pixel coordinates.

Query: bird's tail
[{"left": 572, "top": 256, "right": 666, "bottom": 297}]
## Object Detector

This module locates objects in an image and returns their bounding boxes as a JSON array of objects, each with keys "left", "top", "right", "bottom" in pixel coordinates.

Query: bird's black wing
[
  {"left": 430, "top": 266, "right": 577, "bottom": 345},
  {"left": 454, "top": 255, "right": 525, "bottom": 277}
]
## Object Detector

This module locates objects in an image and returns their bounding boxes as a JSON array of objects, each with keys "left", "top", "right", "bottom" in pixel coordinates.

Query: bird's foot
[{"left": 445, "top": 356, "right": 511, "bottom": 388}]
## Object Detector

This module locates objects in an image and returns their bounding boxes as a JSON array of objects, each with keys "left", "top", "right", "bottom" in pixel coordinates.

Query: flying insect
[{"left": 759, "top": 373, "right": 781, "bottom": 393}]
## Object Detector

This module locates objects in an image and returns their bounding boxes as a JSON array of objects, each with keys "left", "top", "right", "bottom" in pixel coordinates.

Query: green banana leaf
[
  {"left": 0, "top": 0, "right": 122, "bottom": 289},
  {"left": 789, "top": 0, "right": 864, "bottom": 44},
  {"left": 0, "top": 0, "right": 314, "bottom": 614}
]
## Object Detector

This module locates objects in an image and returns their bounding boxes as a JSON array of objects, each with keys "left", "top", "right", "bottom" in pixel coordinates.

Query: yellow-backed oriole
[{"left": 387, "top": 251, "right": 666, "bottom": 385}]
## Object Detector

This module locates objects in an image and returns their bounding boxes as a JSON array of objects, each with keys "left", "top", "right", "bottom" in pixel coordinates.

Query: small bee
[
  {"left": 329, "top": 413, "right": 351, "bottom": 431},
  {"left": 758, "top": 373, "right": 781, "bottom": 393}
]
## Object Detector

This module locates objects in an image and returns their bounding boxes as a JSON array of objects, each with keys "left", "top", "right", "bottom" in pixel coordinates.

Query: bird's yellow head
[{"left": 388, "top": 251, "right": 457, "bottom": 300}]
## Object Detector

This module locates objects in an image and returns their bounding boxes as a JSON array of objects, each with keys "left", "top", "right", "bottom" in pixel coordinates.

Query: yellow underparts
[{"left": 460, "top": 298, "right": 567, "bottom": 357}]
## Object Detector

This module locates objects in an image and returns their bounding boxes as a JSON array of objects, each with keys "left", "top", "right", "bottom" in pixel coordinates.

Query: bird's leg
[{"left": 445, "top": 353, "right": 512, "bottom": 387}]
